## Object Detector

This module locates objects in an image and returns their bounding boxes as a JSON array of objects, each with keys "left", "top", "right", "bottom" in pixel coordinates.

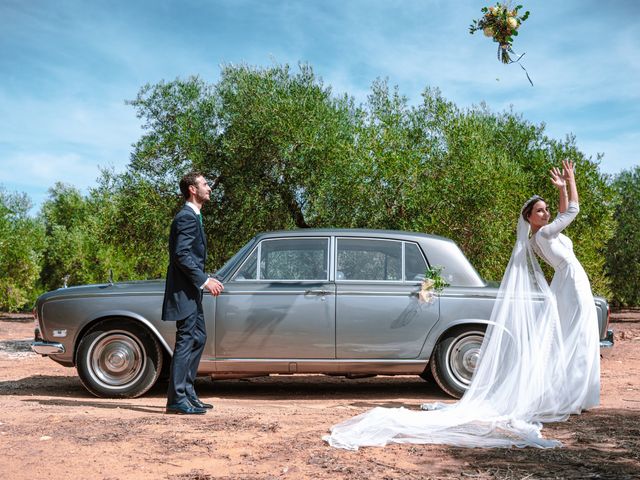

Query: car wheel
[
  {"left": 430, "top": 325, "right": 486, "bottom": 399},
  {"left": 76, "top": 319, "right": 163, "bottom": 398}
]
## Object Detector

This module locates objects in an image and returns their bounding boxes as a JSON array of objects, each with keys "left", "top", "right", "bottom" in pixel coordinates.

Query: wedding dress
[{"left": 324, "top": 201, "right": 600, "bottom": 450}]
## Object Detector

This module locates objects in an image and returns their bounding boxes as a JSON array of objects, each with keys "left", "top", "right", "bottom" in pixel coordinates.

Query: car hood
[{"left": 37, "top": 279, "right": 166, "bottom": 303}]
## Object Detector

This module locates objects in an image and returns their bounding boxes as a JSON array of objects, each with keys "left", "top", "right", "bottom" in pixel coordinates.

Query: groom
[{"left": 162, "top": 171, "right": 224, "bottom": 415}]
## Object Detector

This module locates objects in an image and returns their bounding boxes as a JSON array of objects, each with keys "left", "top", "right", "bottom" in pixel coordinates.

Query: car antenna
[{"left": 108, "top": 269, "right": 114, "bottom": 286}]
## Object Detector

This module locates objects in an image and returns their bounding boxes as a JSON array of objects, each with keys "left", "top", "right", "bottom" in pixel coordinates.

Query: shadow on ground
[
  {"left": 0, "top": 314, "right": 32, "bottom": 323},
  {"left": 0, "top": 373, "right": 450, "bottom": 403},
  {"left": 441, "top": 409, "right": 640, "bottom": 480}
]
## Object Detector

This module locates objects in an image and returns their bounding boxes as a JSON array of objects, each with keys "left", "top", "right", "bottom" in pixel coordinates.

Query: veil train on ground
[{"left": 324, "top": 215, "right": 583, "bottom": 450}]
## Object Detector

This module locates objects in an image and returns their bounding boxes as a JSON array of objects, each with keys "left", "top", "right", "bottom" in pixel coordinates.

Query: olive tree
[
  {"left": 0, "top": 188, "right": 44, "bottom": 311},
  {"left": 102, "top": 62, "right": 616, "bottom": 295},
  {"left": 127, "top": 64, "right": 358, "bottom": 269},
  {"left": 606, "top": 166, "right": 640, "bottom": 306}
]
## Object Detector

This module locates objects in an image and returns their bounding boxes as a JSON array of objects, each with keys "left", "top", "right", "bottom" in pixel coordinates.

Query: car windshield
[{"left": 215, "top": 237, "right": 257, "bottom": 279}]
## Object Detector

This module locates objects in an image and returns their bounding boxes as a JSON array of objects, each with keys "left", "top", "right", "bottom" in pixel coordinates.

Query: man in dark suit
[{"left": 162, "top": 171, "right": 223, "bottom": 415}]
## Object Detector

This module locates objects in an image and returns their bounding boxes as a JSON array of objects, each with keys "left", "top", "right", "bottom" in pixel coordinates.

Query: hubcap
[
  {"left": 90, "top": 332, "right": 145, "bottom": 387},
  {"left": 448, "top": 332, "right": 484, "bottom": 387}
]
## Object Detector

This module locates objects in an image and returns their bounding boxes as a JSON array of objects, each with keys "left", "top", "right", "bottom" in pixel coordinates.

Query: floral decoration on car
[{"left": 419, "top": 266, "right": 449, "bottom": 304}]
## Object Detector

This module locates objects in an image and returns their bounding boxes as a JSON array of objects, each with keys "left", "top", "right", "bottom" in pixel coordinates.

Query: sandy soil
[{"left": 1, "top": 311, "right": 639, "bottom": 480}]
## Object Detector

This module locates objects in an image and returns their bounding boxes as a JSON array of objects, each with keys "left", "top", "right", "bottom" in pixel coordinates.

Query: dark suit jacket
[{"left": 162, "top": 205, "right": 208, "bottom": 321}]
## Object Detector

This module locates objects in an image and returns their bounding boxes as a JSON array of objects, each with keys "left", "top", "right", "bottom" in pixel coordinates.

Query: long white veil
[{"left": 324, "top": 216, "right": 570, "bottom": 450}]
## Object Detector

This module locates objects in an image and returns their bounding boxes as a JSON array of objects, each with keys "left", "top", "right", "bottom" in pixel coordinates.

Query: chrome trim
[
  {"left": 305, "top": 289, "right": 331, "bottom": 296},
  {"left": 40, "top": 292, "right": 163, "bottom": 301},
  {"left": 329, "top": 235, "right": 336, "bottom": 282},
  {"left": 201, "top": 358, "right": 427, "bottom": 375},
  {"left": 336, "top": 290, "right": 422, "bottom": 296},
  {"left": 404, "top": 241, "right": 428, "bottom": 281},
  {"left": 336, "top": 279, "right": 406, "bottom": 284},
  {"left": 224, "top": 290, "right": 333, "bottom": 295},
  {"left": 257, "top": 241, "right": 262, "bottom": 279},
  {"left": 32, "top": 341, "right": 66, "bottom": 355},
  {"left": 336, "top": 236, "right": 404, "bottom": 282},
  {"left": 440, "top": 292, "right": 499, "bottom": 299},
  {"left": 231, "top": 280, "right": 333, "bottom": 284},
  {"left": 232, "top": 236, "right": 331, "bottom": 282},
  {"left": 88, "top": 331, "right": 145, "bottom": 388}
]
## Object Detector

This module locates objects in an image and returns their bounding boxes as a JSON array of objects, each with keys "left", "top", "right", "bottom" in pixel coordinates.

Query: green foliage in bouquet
[
  {"left": 419, "top": 266, "right": 450, "bottom": 303},
  {"left": 470, "top": 3, "right": 530, "bottom": 64},
  {"left": 424, "top": 265, "right": 449, "bottom": 292}
]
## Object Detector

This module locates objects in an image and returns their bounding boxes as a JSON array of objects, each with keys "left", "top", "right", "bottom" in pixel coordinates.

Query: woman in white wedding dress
[{"left": 325, "top": 160, "right": 600, "bottom": 450}]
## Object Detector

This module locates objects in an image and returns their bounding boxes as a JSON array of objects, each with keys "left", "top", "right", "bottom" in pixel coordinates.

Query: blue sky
[{"left": 1, "top": 0, "right": 639, "bottom": 213}]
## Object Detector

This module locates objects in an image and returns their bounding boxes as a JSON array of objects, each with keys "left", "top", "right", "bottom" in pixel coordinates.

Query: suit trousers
[{"left": 167, "top": 301, "right": 207, "bottom": 406}]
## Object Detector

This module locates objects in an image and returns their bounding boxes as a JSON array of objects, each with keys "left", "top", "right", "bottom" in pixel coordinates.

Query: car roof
[{"left": 253, "top": 228, "right": 455, "bottom": 244}]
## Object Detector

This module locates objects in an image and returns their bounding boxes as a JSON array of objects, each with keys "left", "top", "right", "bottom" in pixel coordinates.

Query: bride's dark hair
[{"left": 521, "top": 195, "right": 545, "bottom": 222}]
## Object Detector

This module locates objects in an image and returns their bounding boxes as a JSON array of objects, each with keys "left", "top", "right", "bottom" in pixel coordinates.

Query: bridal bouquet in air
[
  {"left": 418, "top": 266, "right": 449, "bottom": 304},
  {"left": 469, "top": 2, "right": 530, "bottom": 64}
]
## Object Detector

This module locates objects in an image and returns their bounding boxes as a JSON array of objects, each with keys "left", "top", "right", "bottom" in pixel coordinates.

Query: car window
[
  {"left": 405, "top": 242, "right": 428, "bottom": 282},
  {"left": 337, "top": 238, "right": 402, "bottom": 281},
  {"left": 233, "top": 247, "right": 258, "bottom": 280},
  {"left": 216, "top": 237, "right": 256, "bottom": 279},
  {"left": 233, "top": 238, "right": 329, "bottom": 281}
]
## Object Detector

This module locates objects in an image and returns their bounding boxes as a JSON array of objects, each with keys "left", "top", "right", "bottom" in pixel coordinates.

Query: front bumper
[
  {"left": 31, "top": 341, "right": 66, "bottom": 355},
  {"left": 600, "top": 329, "right": 614, "bottom": 349}
]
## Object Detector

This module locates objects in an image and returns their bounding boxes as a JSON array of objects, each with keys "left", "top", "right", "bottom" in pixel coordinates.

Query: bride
[{"left": 325, "top": 160, "right": 601, "bottom": 449}]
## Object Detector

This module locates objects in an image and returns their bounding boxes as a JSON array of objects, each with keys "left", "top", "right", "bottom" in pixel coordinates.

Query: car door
[
  {"left": 336, "top": 237, "right": 439, "bottom": 359},
  {"left": 215, "top": 236, "right": 335, "bottom": 359}
]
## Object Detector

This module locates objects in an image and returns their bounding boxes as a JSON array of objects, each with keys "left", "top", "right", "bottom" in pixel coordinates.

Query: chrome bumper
[
  {"left": 600, "top": 329, "right": 614, "bottom": 349},
  {"left": 31, "top": 341, "right": 66, "bottom": 355}
]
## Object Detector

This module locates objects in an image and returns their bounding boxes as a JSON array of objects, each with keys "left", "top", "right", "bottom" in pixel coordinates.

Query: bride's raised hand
[
  {"left": 562, "top": 159, "right": 575, "bottom": 183},
  {"left": 550, "top": 166, "right": 566, "bottom": 189}
]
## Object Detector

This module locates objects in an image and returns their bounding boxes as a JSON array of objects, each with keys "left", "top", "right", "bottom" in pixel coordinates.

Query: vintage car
[{"left": 32, "top": 229, "right": 614, "bottom": 399}]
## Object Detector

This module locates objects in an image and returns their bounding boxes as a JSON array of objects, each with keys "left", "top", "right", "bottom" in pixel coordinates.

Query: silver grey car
[{"left": 32, "top": 229, "right": 614, "bottom": 399}]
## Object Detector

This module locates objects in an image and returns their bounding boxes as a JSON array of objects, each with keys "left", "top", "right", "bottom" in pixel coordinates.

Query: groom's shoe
[
  {"left": 188, "top": 396, "right": 214, "bottom": 409},
  {"left": 166, "top": 402, "right": 206, "bottom": 415}
]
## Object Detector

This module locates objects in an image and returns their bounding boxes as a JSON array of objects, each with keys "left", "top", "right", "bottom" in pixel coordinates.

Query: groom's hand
[{"left": 204, "top": 278, "right": 224, "bottom": 296}]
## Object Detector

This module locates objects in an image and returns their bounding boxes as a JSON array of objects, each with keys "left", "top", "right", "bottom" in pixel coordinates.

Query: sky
[{"left": 1, "top": 0, "right": 639, "bottom": 213}]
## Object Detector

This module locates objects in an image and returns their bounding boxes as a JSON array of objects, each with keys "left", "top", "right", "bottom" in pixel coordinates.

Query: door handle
[{"left": 305, "top": 289, "right": 330, "bottom": 296}]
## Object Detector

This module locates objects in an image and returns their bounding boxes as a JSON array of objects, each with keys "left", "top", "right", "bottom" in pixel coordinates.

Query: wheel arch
[
  {"left": 421, "top": 318, "right": 492, "bottom": 363},
  {"left": 73, "top": 310, "right": 172, "bottom": 366},
  {"left": 427, "top": 321, "right": 489, "bottom": 398}
]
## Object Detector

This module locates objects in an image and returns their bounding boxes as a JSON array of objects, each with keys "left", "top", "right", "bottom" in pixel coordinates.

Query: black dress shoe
[
  {"left": 166, "top": 403, "right": 206, "bottom": 415},
  {"left": 188, "top": 396, "right": 214, "bottom": 409}
]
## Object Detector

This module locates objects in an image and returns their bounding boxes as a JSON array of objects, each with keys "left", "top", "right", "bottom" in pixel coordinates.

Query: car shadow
[
  {"left": 22, "top": 397, "right": 165, "bottom": 414},
  {"left": 195, "top": 374, "right": 453, "bottom": 404},
  {"left": 0, "top": 314, "right": 32, "bottom": 323},
  {"left": 0, "top": 374, "right": 452, "bottom": 406},
  {"left": 0, "top": 374, "right": 89, "bottom": 397}
]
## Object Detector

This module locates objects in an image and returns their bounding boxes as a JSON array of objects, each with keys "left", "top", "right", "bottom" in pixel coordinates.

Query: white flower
[
  {"left": 422, "top": 278, "right": 435, "bottom": 290},
  {"left": 507, "top": 17, "right": 518, "bottom": 29},
  {"left": 418, "top": 289, "right": 435, "bottom": 304},
  {"left": 483, "top": 26, "right": 494, "bottom": 37}
]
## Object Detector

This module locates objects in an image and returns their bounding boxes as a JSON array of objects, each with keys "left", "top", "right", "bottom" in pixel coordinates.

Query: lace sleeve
[{"left": 539, "top": 201, "right": 579, "bottom": 238}]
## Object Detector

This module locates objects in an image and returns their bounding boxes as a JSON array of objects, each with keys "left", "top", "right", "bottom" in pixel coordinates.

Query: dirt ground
[{"left": 1, "top": 311, "right": 639, "bottom": 480}]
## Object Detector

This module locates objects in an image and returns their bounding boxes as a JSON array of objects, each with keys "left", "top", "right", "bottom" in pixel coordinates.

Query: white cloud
[
  {"left": 1, "top": 0, "right": 639, "bottom": 215},
  {"left": 1, "top": 152, "right": 95, "bottom": 186},
  {"left": 578, "top": 131, "right": 640, "bottom": 175}
]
